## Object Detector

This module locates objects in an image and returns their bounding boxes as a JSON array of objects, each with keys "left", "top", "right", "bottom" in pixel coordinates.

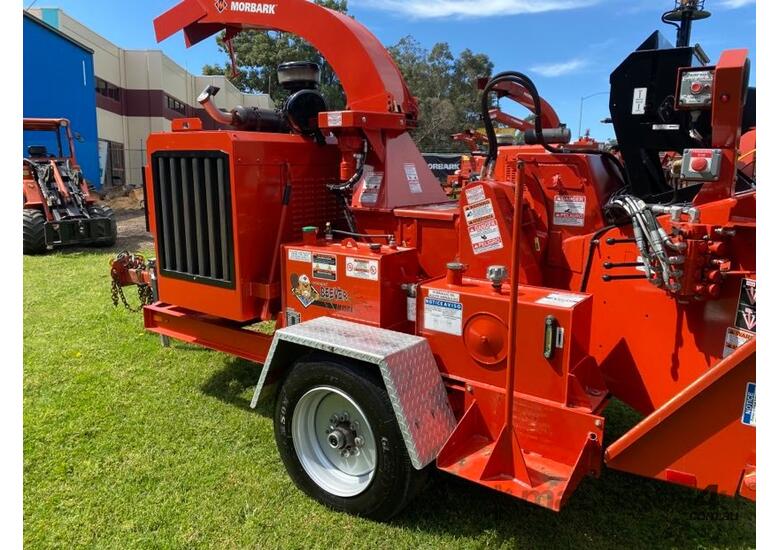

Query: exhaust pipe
[
  {"left": 197, "top": 86, "right": 234, "bottom": 126},
  {"left": 197, "top": 85, "right": 288, "bottom": 133}
]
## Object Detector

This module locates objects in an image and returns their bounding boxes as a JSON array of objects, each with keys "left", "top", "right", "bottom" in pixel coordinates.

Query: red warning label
[
  {"left": 553, "top": 195, "right": 586, "bottom": 227},
  {"left": 463, "top": 199, "right": 503, "bottom": 255}
]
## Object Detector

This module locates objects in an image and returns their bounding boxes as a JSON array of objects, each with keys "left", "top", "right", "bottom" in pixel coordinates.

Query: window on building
[
  {"left": 95, "top": 77, "right": 121, "bottom": 102},
  {"left": 166, "top": 95, "right": 186, "bottom": 115}
]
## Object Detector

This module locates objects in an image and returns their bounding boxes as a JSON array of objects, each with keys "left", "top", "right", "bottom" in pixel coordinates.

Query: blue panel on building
[{"left": 23, "top": 13, "right": 101, "bottom": 188}]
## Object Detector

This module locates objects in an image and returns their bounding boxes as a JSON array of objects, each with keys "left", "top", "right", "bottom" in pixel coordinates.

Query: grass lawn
[{"left": 24, "top": 249, "right": 756, "bottom": 549}]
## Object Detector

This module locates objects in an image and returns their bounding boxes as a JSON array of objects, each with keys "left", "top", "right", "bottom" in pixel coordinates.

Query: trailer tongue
[{"left": 112, "top": 0, "right": 756, "bottom": 519}]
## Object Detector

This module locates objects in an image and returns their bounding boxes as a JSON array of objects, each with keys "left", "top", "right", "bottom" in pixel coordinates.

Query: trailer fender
[{"left": 250, "top": 316, "right": 456, "bottom": 469}]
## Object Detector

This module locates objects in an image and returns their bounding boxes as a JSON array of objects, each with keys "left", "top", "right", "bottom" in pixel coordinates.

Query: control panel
[
  {"left": 677, "top": 67, "right": 715, "bottom": 110},
  {"left": 681, "top": 148, "right": 723, "bottom": 181}
]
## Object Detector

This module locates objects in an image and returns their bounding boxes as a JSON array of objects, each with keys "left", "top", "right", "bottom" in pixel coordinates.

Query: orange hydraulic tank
[{"left": 282, "top": 235, "right": 419, "bottom": 330}]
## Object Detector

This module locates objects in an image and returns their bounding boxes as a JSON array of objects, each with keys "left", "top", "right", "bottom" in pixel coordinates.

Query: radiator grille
[{"left": 151, "top": 151, "right": 235, "bottom": 288}]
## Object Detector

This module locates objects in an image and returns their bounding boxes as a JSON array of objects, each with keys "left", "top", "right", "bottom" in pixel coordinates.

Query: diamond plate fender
[{"left": 250, "top": 317, "right": 456, "bottom": 469}]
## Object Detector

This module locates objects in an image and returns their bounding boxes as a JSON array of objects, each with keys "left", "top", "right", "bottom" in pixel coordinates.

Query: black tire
[
  {"left": 274, "top": 357, "right": 427, "bottom": 521},
  {"left": 87, "top": 204, "right": 117, "bottom": 247},
  {"left": 23, "top": 209, "right": 47, "bottom": 255}
]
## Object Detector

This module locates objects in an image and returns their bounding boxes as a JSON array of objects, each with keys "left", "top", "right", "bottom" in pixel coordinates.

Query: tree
[
  {"left": 387, "top": 37, "right": 494, "bottom": 151},
  {"left": 202, "top": 3, "right": 494, "bottom": 152},
  {"left": 202, "top": 0, "right": 348, "bottom": 109}
]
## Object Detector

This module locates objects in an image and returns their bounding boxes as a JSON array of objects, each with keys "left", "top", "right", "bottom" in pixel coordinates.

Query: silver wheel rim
[{"left": 292, "top": 385, "right": 378, "bottom": 497}]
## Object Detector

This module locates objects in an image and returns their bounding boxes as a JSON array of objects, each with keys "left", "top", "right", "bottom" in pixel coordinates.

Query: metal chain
[
  {"left": 110, "top": 278, "right": 153, "bottom": 313},
  {"left": 109, "top": 251, "right": 155, "bottom": 313}
]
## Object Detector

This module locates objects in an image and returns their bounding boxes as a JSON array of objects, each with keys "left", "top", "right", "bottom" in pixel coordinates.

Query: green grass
[{"left": 24, "top": 250, "right": 756, "bottom": 549}]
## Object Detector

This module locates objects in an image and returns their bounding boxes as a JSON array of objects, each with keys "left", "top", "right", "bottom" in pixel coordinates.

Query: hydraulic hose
[
  {"left": 480, "top": 72, "right": 630, "bottom": 186},
  {"left": 327, "top": 140, "right": 368, "bottom": 193},
  {"left": 326, "top": 140, "right": 368, "bottom": 235}
]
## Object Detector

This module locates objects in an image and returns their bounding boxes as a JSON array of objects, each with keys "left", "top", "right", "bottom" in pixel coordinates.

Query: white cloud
[
  {"left": 718, "top": 0, "right": 755, "bottom": 7},
  {"left": 356, "top": 0, "right": 600, "bottom": 18},
  {"left": 531, "top": 58, "right": 587, "bottom": 77}
]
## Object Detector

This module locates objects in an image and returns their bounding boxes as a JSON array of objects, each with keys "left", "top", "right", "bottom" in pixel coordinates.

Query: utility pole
[{"left": 578, "top": 91, "right": 610, "bottom": 139}]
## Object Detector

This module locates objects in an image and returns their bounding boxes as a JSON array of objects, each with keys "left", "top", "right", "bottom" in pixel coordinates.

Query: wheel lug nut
[
  {"left": 354, "top": 436, "right": 364, "bottom": 447},
  {"left": 341, "top": 449, "right": 350, "bottom": 458}
]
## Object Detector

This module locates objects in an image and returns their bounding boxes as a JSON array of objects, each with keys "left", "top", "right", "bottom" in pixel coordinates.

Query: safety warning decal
[
  {"left": 553, "top": 195, "right": 586, "bottom": 227},
  {"left": 404, "top": 163, "right": 423, "bottom": 194},
  {"left": 536, "top": 292, "right": 587, "bottom": 308},
  {"left": 469, "top": 219, "right": 504, "bottom": 255},
  {"left": 424, "top": 290, "right": 463, "bottom": 336},
  {"left": 288, "top": 249, "right": 312, "bottom": 263},
  {"left": 722, "top": 327, "right": 754, "bottom": 358},
  {"left": 359, "top": 166, "right": 383, "bottom": 206},
  {"left": 742, "top": 382, "right": 756, "bottom": 427},
  {"left": 346, "top": 257, "right": 379, "bottom": 281},
  {"left": 734, "top": 278, "right": 757, "bottom": 333},
  {"left": 463, "top": 199, "right": 504, "bottom": 255},
  {"left": 465, "top": 185, "right": 486, "bottom": 204},
  {"left": 464, "top": 199, "right": 494, "bottom": 223},
  {"left": 312, "top": 254, "right": 337, "bottom": 281}
]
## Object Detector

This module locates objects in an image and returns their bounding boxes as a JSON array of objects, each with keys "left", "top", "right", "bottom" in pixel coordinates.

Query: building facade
[
  {"left": 23, "top": 12, "right": 100, "bottom": 185},
  {"left": 26, "top": 8, "right": 273, "bottom": 190}
]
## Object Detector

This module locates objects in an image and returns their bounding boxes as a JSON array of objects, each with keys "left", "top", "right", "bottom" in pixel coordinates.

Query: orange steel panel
[
  {"left": 281, "top": 238, "right": 418, "bottom": 330},
  {"left": 141, "top": 0, "right": 756, "bottom": 511},
  {"left": 605, "top": 340, "right": 756, "bottom": 497},
  {"left": 144, "top": 303, "right": 273, "bottom": 364},
  {"left": 146, "top": 130, "right": 340, "bottom": 322}
]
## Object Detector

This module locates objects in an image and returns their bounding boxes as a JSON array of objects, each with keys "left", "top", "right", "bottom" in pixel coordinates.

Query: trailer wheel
[
  {"left": 274, "top": 358, "right": 426, "bottom": 521},
  {"left": 87, "top": 204, "right": 117, "bottom": 247},
  {"left": 22, "top": 209, "right": 47, "bottom": 255}
]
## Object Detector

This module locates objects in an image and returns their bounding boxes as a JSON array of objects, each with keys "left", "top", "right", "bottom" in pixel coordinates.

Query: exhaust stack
[{"left": 197, "top": 86, "right": 234, "bottom": 126}]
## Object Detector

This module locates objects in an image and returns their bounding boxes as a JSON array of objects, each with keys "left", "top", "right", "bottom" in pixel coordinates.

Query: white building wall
[{"left": 29, "top": 8, "right": 274, "bottom": 187}]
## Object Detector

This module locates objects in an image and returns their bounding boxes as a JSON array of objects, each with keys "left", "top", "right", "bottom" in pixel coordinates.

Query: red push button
[
  {"left": 691, "top": 81, "right": 703, "bottom": 95},
  {"left": 691, "top": 157, "right": 709, "bottom": 172}
]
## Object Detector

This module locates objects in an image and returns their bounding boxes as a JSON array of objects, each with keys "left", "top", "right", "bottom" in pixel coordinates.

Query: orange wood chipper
[{"left": 111, "top": 0, "right": 756, "bottom": 520}]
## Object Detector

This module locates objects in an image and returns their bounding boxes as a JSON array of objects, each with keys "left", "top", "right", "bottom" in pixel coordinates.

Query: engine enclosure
[{"left": 146, "top": 130, "right": 341, "bottom": 322}]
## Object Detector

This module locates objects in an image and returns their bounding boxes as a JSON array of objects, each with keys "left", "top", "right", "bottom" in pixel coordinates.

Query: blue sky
[{"left": 25, "top": 0, "right": 756, "bottom": 141}]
